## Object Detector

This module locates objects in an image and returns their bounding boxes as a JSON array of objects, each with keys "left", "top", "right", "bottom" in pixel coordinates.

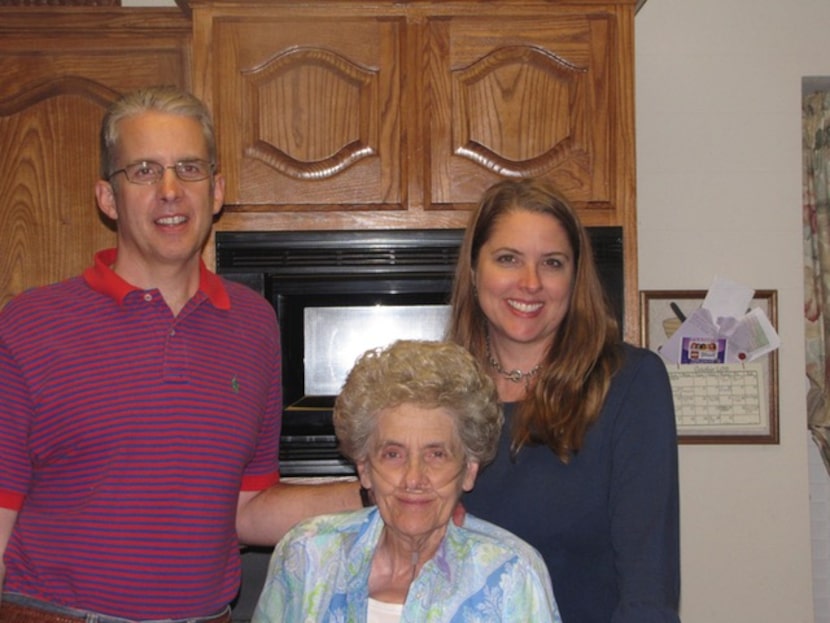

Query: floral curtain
[{"left": 804, "top": 90, "right": 830, "bottom": 474}]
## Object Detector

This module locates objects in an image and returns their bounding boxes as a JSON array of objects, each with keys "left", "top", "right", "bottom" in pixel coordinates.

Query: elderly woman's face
[{"left": 357, "top": 404, "right": 479, "bottom": 542}]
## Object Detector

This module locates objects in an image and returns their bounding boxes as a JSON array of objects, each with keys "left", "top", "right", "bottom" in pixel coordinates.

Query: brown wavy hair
[{"left": 447, "top": 178, "right": 621, "bottom": 462}]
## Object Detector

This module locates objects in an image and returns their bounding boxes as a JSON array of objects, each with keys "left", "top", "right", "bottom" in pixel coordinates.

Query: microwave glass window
[{"left": 304, "top": 304, "right": 451, "bottom": 396}]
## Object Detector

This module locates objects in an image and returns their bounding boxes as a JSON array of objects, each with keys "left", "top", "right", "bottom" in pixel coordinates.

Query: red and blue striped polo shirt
[{"left": 0, "top": 248, "right": 281, "bottom": 619}]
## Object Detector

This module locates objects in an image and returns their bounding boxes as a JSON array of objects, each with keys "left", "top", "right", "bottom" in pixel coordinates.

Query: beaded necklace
[{"left": 485, "top": 334, "right": 542, "bottom": 384}]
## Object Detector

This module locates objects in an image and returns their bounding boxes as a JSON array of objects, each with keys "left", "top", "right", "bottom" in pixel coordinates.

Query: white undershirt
[{"left": 367, "top": 597, "right": 404, "bottom": 623}]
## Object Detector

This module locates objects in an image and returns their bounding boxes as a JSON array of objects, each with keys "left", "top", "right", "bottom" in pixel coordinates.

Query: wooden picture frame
[{"left": 639, "top": 289, "right": 779, "bottom": 444}]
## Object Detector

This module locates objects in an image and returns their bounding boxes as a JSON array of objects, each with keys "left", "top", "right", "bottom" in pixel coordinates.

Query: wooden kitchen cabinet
[
  {"left": 0, "top": 8, "right": 191, "bottom": 310},
  {"left": 194, "top": 14, "right": 405, "bottom": 212},
  {"left": 424, "top": 10, "right": 628, "bottom": 222},
  {"left": 190, "top": 0, "right": 639, "bottom": 340},
  {"left": 191, "top": 1, "right": 635, "bottom": 225}
]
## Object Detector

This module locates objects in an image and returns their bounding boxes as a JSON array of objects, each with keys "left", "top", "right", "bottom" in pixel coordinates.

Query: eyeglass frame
[{"left": 107, "top": 159, "right": 216, "bottom": 185}]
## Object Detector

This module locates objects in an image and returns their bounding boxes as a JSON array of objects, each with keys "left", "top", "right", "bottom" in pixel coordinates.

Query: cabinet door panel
[
  {"left": 0, "top": 11, "right": 190, "bottom": 310},
  {"left": 0, "top": 91, "right": 112, "bottom": 311},
  {"left": 210, "top": 17, "right": 403, "bottom": 209},
  {"left": 425, "top": 12, "right": 617, "bottom": 214}
]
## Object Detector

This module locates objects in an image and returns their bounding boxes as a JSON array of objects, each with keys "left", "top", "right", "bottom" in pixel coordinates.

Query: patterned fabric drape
[{"left": 804, "top": 91, "right": 830, "bottom": 474}]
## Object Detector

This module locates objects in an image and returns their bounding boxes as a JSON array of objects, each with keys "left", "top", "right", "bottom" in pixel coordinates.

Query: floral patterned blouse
[{"left": 252, "top": 507, "right": 561, "bottom": 623}]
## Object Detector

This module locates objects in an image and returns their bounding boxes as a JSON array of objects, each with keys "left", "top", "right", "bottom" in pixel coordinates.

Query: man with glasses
[{"left": 0, "top": 86, "right": 361, "bottom": 623}]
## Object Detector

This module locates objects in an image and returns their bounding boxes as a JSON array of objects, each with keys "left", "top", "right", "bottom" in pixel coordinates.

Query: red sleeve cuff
[
  {"left": 0, "top": 490, "right": 25, "bottom": 511},
  {"left": 241, "top": 472, "right": 279, "bottom": 492}
]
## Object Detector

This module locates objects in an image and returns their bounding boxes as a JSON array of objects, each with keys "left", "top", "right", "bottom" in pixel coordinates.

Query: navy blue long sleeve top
[{"left": 463, "top": 344, "right": 681, "bottom": 623}]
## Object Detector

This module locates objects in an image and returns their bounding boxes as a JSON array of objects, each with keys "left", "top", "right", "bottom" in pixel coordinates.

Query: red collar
[{"left": 82, "top": 248, "right": 231, "bottom": 310}]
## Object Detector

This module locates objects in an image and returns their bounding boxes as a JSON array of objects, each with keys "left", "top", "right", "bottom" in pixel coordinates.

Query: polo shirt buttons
[
  {"left": 170, "top": 329, "right": 176, "bottom": 337},
  {"left": 143, "top": 293, "right": 153, "bottom": 302}
]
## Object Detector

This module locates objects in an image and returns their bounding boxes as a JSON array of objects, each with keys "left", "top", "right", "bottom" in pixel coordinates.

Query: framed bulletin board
[{"left": 640, "top": 289, "right": 779, "bottom": 444}]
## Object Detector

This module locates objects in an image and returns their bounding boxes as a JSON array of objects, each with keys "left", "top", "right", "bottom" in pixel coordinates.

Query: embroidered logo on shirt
[{"left": 231, "top": 375, "right": 240, "bottom": 393}]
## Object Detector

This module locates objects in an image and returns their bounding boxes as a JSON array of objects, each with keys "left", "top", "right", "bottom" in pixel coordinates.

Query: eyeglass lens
[{"left": 112, "top": 160, "right": 214, "bottom": 184}]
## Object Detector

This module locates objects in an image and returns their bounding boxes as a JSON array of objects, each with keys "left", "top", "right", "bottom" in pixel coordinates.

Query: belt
[{"left": 0, "top": 600, "right": 232, "bottom": 623}]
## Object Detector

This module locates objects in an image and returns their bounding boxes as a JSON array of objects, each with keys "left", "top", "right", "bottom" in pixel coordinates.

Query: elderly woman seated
[{"left": 252, "top": 339, "right": 561, "bottom": 623}]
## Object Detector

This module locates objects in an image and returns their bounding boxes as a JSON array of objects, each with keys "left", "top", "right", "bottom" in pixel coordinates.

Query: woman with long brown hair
[{"left": 448, "top": 178, "right": 681, "bottom": 623}]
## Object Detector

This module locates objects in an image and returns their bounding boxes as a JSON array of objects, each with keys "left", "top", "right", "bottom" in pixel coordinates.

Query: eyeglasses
[{"left": 108, "top": 159, "right": 215, "bottom": 185}]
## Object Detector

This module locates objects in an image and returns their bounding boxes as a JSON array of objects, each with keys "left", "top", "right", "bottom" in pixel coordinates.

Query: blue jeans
[{"left": 0, "top": 593, "right": 231, "bottom": 623}]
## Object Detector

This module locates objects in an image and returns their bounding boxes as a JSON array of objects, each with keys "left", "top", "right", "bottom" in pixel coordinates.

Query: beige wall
[{"left": 636, "top": 1, "right": 827, "bottom": 621}]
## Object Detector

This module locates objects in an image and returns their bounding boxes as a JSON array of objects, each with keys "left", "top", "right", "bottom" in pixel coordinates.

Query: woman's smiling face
[{"left": 474, "top": 208, "right": 575, "bottom": 352}]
